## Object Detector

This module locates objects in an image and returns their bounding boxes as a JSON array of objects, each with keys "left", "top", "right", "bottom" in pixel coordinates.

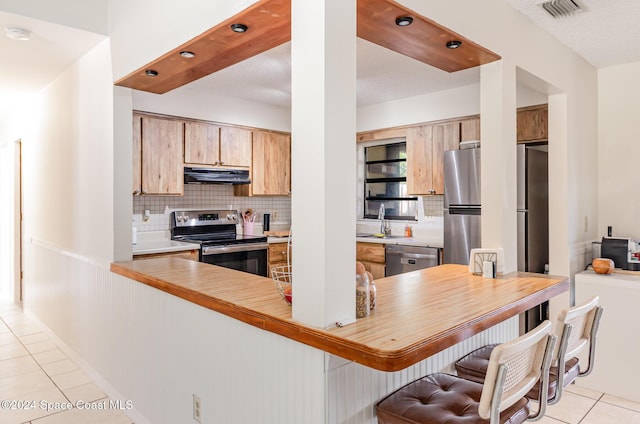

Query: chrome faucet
[{"left": 378, "top": 204, "right": 385, "bottom": 233}]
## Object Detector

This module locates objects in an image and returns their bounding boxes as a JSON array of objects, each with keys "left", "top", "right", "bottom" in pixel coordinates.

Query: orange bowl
[{"left": 592, "top": 258, "right": 614, "bottom": 274}]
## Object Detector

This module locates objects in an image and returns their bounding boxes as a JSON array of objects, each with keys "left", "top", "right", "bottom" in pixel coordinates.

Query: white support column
[
  {"left": 547, "top": 93, "right": 571, "bottom": 313},
  {"left": 290, "top": 0, "right": 357, "bottom": 327},
  {"left": 480, "top": 60, "right": 518, "bottom": 273}
]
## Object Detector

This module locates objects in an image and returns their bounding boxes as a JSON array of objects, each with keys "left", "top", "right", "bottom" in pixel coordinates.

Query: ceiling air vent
[{"left": 540, "top": 0, "right": 582, "bottom": 18}]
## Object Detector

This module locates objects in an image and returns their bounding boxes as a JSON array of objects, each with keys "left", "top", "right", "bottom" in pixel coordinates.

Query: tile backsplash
[
  {"left": 423, "top": 195, "right": 444, "bottom": 218},
  {"left": 133, "top": 184, "right": 291, "bottom": 232}
]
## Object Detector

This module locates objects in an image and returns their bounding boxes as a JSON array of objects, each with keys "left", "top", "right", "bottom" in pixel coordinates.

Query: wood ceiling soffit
[
  {"left": 114, "top": 0, "right": 291, "bottom": 94},
  {"left": 116, "top": 0, "right": 500, "bottom": 94},
  {"left": 357, "top": 0, "right": 500, "bottom": 72}
]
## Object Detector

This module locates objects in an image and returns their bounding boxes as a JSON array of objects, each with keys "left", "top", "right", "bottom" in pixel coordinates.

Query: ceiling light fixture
[
  {"left": 179, "top": 51, "right": 196, "bottom": 58},
  {"left": 145, "top": 69, "right": 159, "bottom": 77},
  {"left": 230, "top": 23, "right": 248, "bottom": 33},
  {"left": 446, "top": 40, "right": 462, "bottom": 49},
  {"left": 5, "top": 26, "right": 31, "bottom": 41},
  {"left": 395, "top": 16, "right": 413, "bottom": 27}
]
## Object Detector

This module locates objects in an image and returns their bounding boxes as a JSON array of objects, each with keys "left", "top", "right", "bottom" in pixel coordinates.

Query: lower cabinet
[
  {"left": 134, "top": 250, "right": 199, "bottom": 261},
  {"left": 268, "top": 242, "right": 292, "bottom": 273},
  {"left": 356, "top": 242, "right": 386, "bottom": 280}
]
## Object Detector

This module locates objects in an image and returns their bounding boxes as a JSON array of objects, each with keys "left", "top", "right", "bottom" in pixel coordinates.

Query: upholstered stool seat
[
  {"left": 454, "top": 296, "right": 602, "bottom": 405},
  {"left": 376, "top": 373, "right": 530, "bottom": 424},
  {"left": 376, "top": 321, "right": 557, "bottom": 424},
  {"left": 455, "top": 345, "right": 580, "bottom": 400}
]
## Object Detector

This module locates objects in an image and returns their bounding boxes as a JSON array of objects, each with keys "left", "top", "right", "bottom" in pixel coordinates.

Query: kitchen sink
[{"left": 356, "top": 233, "right": 405, "bottom": 239}]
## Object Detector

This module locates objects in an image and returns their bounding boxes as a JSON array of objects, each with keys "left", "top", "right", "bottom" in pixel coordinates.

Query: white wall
[
  {"left": 0, "top": 0, "right": 109, "bottom": 34},
  {"left": 357, "top": 84, "right": 480, "bottom": 131},
  {"left": 132, "top": 88, "right": 291, "bottom": 132},
  {"left": 597, "top": 61, "right": 640, "bottom": 240},
  {"left": 20, "top": 40, "right": 114, "bottom": 263}
]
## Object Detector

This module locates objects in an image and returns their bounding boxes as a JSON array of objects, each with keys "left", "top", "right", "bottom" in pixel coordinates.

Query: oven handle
[{"left": 202, "top": 243, "right": 269, "bottom": 255}]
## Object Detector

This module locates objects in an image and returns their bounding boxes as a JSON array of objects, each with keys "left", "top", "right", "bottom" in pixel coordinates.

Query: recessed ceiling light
[
  {"left": 230, "top": 23, "right": 248, "bottom": 33},
  {"left": 180, "top": 51, "right": 196, "bottom": 58},
  {"left": 395, "top": 16, "right": 413, "bottom": 27},
  {"left": 5, "top": 26, "right": 31, "bottom": 41},
  {"left": 145, "top": 70, "right": 159, "bottom": 77},
  {"left": 446, "top": 40, "right": 463, "bottom": 49}
]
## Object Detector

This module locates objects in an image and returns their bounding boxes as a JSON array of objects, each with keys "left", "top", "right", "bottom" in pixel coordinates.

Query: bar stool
[
  {"left": 455, "top": 296, "right": 603, "bottom": 405},
  {"left": 376, "top": 321, "right": 556, "bottom": 424}
]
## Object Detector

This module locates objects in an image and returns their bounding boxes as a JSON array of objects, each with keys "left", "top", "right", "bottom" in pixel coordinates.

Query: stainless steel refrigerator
[
  {"left": 443, "top": 148, "right": 481, "bottom": 265},
  {"left": 517, "top": 144, "right": 549, "bottom": 332},
  {"left": 517, "top": 145, "right": 549, "bottom": 273}
]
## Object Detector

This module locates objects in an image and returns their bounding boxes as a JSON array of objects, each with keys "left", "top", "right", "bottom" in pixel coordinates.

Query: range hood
[{"left": 184, "top": 167, "right": 251, "bottom": 185}]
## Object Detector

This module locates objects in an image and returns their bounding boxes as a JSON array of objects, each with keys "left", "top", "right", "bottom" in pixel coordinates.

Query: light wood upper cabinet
[
  {"left": 132, "top": 115, "right": 142, "bottom": 195},
  {"left": 236, "top": 131, "right": 291, "bottom": 196},
  {"left": 407, "top": 125, "right": 434, "bottom": 196},
  {"left": 407, "top": 122, "right": 460, "bottom": 195},
  {"left": 460, "top": 117, "right": 480, "bottom": 142},
  {"left": 184, "top": 123, "right": 252, "bottom": 168},
  {"left": 220, "top": 127, "right": 252, "bottom": 167},
  {"left": 517, "top": 104, "right": 548, "bottom": 143},
  {"left": 184, "top": 122, "right": 220, "bottom": 165},
  {"left": 139, "top": 115, "right": 184, "bottom": 195}
]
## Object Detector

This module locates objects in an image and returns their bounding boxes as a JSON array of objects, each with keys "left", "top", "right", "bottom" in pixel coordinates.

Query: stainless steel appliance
[
  {"left": 517, "top": 145, "right": 549, "bottom": 273},
  {"left": 443, "top": 148, "right": 481, "bottom": 265},
  {"left": 170, "top": 210, "right": 268, "bottom": 276},
  {"left": 601, "top": 237, "right": 640, "bottom": 271},
  {"left": 385, "top": 245, "right": 439, "bottom": 276},
  {"left": 183, "top": 167, "right": 251, "bottom": 185},
  {"left": 517, "top": 144, "right": 549, "bottom": 332}
]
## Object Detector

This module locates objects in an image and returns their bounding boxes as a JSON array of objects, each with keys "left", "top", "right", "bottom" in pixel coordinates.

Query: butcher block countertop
[{"left": 110, "top": 260, "right": 568, "bottom": 371}]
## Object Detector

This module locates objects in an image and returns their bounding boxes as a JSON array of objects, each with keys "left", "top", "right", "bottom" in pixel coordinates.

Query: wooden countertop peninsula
[{"left": 110, "top": 260, "right": 568, "bottom": 371}]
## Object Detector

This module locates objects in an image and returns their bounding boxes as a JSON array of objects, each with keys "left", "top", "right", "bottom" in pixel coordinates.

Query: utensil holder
[{"left": 243, "top": 222, "right": 254, "bottom": 235}]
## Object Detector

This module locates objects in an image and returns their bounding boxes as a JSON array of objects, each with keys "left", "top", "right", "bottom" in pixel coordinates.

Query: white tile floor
[
  {"left": 2, "top": 300, "right": 640, "bottom": 424},
  {"left": 0, "top": 302, "right": 132, "bottom": 424}
]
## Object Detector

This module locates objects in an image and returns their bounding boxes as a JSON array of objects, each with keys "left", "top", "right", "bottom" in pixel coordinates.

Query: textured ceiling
[
  {"left": 505, "top": 0, "right": 640, "bottom": 68},
  {"left": 177, "top": 39, "right": 480, "bottom": 108},
  {"left": 2, "top": 1, "right": 640, "bottom": 114},
  {"left": 0, "top": 11, "right": 105, "bottom": 115}
]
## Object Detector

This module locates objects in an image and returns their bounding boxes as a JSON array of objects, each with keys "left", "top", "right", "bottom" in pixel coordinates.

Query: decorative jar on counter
[{"left": 355, "top": 270, "right": 371, "bottom": 318}]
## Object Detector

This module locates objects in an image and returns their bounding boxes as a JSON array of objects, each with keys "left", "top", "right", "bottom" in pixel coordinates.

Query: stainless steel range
[{"left": 170, "top": 210, "right": 268, "bottom": 276}]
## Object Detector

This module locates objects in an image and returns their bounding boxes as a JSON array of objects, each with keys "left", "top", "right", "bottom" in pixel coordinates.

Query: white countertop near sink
[
  {"left": 355, "top": 236, "right": 443, "bottom": 249},
  {"left": 133, "top": 231, "right": 199, "bottom": 255}
]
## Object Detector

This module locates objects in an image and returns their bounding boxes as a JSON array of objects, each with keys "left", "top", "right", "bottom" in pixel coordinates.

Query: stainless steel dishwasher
[{"left": 385, "top": 245, "right": 440, "bottom": 276}]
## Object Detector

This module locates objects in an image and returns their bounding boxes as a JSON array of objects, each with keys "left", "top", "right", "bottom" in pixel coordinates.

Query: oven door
[{"left": 201, "top": 243, "right": 269, "bottom": 277}]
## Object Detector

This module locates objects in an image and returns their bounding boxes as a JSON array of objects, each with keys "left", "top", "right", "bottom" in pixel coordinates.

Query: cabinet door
[
  {"left": 251, "top": 132, "right": 291, "bottom": 195},
  {"left": 141, "top": 116, "right": 184, "bottom": 195},
  {"left": 432, "top": 122, "right": 460, "bottom": 194},
  {"left": 517, "top": 106, "right": 548, "bottom": 143},
  {"left": 220, "top": 127, "right": 252, "bottom": 167},
  {"left": 460, "top": 117, "right": 480, "bottom": 143},
  {"left": 406, "top": 125, "right": 434, "bottom": 195},
  {"left": 132, "top": 115, "right": 142, "bottom": 194},
  {"left": 184, "top": 122, "right": 220, "bottom": 165}
]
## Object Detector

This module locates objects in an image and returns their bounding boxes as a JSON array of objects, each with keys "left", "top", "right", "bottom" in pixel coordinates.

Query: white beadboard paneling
[
  {"left": 24, "top": 239, "right": 325, "bottom": 424},
  {"left": 25, "top": 238, "right": 568, "bottom": 424}
]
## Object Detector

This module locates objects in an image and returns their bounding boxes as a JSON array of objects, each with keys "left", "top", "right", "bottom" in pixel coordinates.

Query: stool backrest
[
  {"left": 555, "top": 295, "right": 601, "bottom": 361},
  {"left": 478, "top": 320, "right": 556, "bottom": 421}
]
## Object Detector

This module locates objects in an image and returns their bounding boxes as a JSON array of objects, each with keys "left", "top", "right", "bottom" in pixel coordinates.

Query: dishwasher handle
[{"left": 386, "top": 251, "right": 437, "bottom": 260}]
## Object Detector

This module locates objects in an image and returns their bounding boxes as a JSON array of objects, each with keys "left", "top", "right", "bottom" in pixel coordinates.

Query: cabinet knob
[{"left": 219, "top": 161, "right": 225, "bottom": 165}]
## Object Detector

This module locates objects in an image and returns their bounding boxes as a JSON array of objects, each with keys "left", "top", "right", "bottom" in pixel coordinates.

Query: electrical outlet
[
  {"left": 193, "top": 394, "right": 202, "bottom": 423},
  {"left": 272, "top": 210, "right": 278, "bottom": 220}
]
